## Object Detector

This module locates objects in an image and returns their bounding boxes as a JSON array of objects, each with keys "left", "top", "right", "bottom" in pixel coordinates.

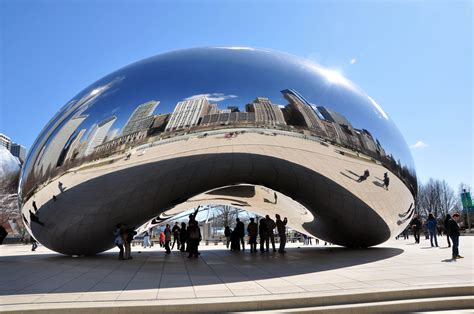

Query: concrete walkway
[{"left": 0, "top": 238, "right": 472, "bottom": 312}]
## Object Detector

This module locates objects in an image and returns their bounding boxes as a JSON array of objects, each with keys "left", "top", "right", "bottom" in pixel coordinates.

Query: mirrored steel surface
[{"left": 19, "top": 47, "right": 417, "bottom": 255}]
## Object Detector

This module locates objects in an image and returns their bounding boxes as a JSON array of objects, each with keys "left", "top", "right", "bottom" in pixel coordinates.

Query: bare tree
[
  {"left": 417, "top": 178, "right": 457, "bottom": 219},
  {"left": 213, "top": 205, "right": 238, "bottom": 228}
]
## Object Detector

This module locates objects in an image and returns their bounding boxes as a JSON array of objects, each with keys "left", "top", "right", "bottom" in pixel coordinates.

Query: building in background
[
  {"left": 122, "top": 100, "right": 159, "bottom": 135},
  {"left": 165, "top": 97, "right": 211, "bottom": 131},
  {"left": 10, "top": 143, "right": 26, "bottom": 164},
  {"left": 0, "top": 134, "right": 12, "bottom": 150}
]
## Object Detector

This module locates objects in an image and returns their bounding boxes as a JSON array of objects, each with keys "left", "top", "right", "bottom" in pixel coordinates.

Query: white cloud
[
  {"left": 185, "top": 93, "right": 238, "bottom": 102},
  {"left": 350, "top": 58, "right": 357, "bottom": 65},
  {"left": 410, "top": 141, "right": 429, "bottom": 150}
]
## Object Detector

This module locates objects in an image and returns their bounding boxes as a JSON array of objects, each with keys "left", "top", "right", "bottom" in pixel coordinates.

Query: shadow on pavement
[{"left": 0, "top": 246, "right": 403, "bottom": 295}]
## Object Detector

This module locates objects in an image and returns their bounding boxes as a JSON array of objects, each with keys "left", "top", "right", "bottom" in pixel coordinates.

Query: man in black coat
[
  {"left": 446, "top": 213, "right": 463, "bottom": 260},
  {"left": 258, "top": 218, "right": 267, "bottom": 253},
  {"left": 235, "top": 218, "right": 245, "bottom": 251},
  {"left": 411, "top": 214, "right": 422, "bottom": 244}
]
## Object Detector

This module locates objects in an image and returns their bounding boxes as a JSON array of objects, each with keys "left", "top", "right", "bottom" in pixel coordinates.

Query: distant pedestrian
[
  {"left": 58, "top": 181, "right": 65, "bottom": 193},
  {"left": 179, "top": 222, "right": 187, "bottom": 252},
  {"left": 357, "top": 169, "right": 370, "bottom": 182},
  {"left": 235, "top": 218, "right": 245, "bottom": 251},
  {"left": 276, "top": 214, "right": 288, "bottom": 253},
  {"left": 114, "top": 223, "right": 125, "bottom": 260},
  {"left": 427, "top": 213, "right": 438, "bottom": 247},
  {"left": 159, "top": 231, "right": 165, "bottom": 247},
  {"left": 124, "top": 225, "right": 136, "bottom": 259},
  {"left": 444, "top": 214, "right": 451, "bottom": 247},
  {"left": 247, "top": 218, "right": 258, "bottom": 253},
  {"left": 383, "top": 172, "right": 390, "bottom": 190},
  {"left": 230, "top": 229, "right": 240, "bottom": 251},
  {"left": 164, "top": 224, "right": 172, "bottom": 254},
  {"left": 171, "top": 222, "right": 181, "bottom": 250},
  {"left": 143, "top": 231, "right": 151, "bottom": 248},
  {"left": 403, "top": 226, "right": 409, "bottom": 240},
  {"left": 224, "top": 226, "right": 232, "bottom": 249},
  {"left": 265, "top": 215, "right": 276, "bottom": 252},
  {"left": 411, "top": 214, "right": 422, "bottom": 244},
  {"left": 32, "top": 201, "right": 38, "bottom": 212},
  {"left": 446, "top": 214, "right": 463, "bottom": 260},
  {"left": 259, "top": 217, "right": 267, "bottom": 253},
  {"left": 29, "top": 210, "right": 45, "bottom": 226},
  {"left": 30, "top": 236, "right": 38, "bottom": 251},
  {"left": 187, "top": 219, "right": 201, "bottom": 258}
]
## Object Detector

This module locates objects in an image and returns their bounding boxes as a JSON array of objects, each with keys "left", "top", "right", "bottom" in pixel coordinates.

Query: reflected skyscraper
[
  {"left": 246, "top": 97, "right": 286, "bottom": 126},
  {"left": 83, "top": 116, "right": 117, "bottom": 156},
  {"left": 165, "top": 97, "right": 211, "bottom": 131},
  {"left": 122, "top": 100, "right": 159, "bottom": 135}
]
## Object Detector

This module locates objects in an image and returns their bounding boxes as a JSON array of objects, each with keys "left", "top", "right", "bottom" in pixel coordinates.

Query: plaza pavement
[{"left": 0, "top": 237, "right": 473, "bottom": 313}]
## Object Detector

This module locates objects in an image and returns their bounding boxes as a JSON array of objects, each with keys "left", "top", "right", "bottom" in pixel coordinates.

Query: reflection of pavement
[
  {"left": 0, "top": 238, "right": 472, "bottom": 312},
  {"left": 25, "top": 130, "right": 412, "bottom": 235}
]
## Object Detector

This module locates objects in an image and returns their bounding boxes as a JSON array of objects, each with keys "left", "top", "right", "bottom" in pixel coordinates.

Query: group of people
[
  {"left": 115, "top": 208, "right": 202, "bottom": 260},
  {"left": 408, "top": 213, "right": 463, "bottom": 260},
  {"left": 113, "top": 223, "right": 137, "bottom": 260},
  {"left": 225, "top": 214, "right": 288, "bottom": 254}
]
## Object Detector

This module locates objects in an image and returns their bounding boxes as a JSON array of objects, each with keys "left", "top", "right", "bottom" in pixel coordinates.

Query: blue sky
[{"left": 1, "top": 0, "right": 472, "bottom": 191}]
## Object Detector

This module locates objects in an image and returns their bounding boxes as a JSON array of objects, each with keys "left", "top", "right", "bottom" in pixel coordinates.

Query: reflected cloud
[
  {"left": 185, "top": 93, "right": 238, "bottom": 102},
  {"left": 350, "top": 58, "right": 357, "bottom": 65}
]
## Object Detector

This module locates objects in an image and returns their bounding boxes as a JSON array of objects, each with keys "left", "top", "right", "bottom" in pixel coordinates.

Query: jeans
[
  {"left": 117, "top": 244, "right": 124, "bottom": 260},
  {"left": 429, "top": 230, "right": 438, "bottom": 247},
  {"left": 278, "top": 234, "right": 286, "bottom": 252},
  {"left": 449, "top": 235, "right": 459, "bottom": 258},
  {"left": 446, "top": 234, "right": 451, "bottom": 247},
  {"left": 267, "top": 233, "right": 276, "bottom": 251},
  {"left": 164, "top": 240, "right": 171, "bottom": 253},
  {"left": 124, "top": 241, "right": 131, "bottom": 259},
  {"left": 259, "top": 235, "right": 267, "bottom": 252},
  {"left": 249, "top": 235, "right": 257, "bottom": 252},
  {"left": 413, "top": 229, "right": 420, "bottom": 243}
]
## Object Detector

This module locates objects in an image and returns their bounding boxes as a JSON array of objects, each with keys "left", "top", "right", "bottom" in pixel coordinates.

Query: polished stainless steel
[{"left": 19, "top": 47, "right": 417, "bottom": 255}]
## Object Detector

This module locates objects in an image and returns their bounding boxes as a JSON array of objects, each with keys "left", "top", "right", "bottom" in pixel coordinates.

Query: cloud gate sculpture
[{"left": 19, "top": 47, "right": 417, "bottom": 255}]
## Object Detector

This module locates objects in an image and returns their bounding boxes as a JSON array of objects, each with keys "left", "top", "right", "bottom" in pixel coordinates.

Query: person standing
[
  {"left": 427, "top": 213, "right": 439, "bottom": 247},
  {"left": 276, "top": 214, "right": 288, "bottom": 253},
  {"left": 411, "top": 214, "right": 422, "bottom": 244},
  {"left": 444, "top": 214, "right": 451, "bottom": 247},
  {"left": 258, "top": 217, "right": 267, "bottom": 253},
  {"left": 187, "top": 218, "right": 201, "bottom": 258},
  {"left": 159, "top": 230, "right": 165, "bottom": 247},
  {"left": 143, "top": 231, "right": 151, "bottom": 248},
  {"left": 265, "top": 215, "right": 276, "bottom": 252},
  {"left": 235, "top": 218, "right": 245, "bottom": 251},
  {"left": 224, "top": 226, "right": 232, "bottom": 249},
  {"left": 247, "top": 218, "right": 258, "bottom": 253},
  {"left": 171, "top": 222, "right": 181, "bottom": 250},
  {"left": 179, "top": 222, "right": 187, "bottom": 252},
  {"left": 114, "top": 224, "right": 125, "bottom": 260},
  {"left": 125, "top": 226, "right": 136, "bottom": 259},
  {"left": 164, "top": 224, "right": 172, "bottom": 254},
  {"left": 31, "top": 236, "right": 38, "bottom": 251},
  {"left": 446, "top": 213, "right": 463, "bottom": 260},
  {"left": 383, "top": 172, "right": 390, "bottom": 190}
]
